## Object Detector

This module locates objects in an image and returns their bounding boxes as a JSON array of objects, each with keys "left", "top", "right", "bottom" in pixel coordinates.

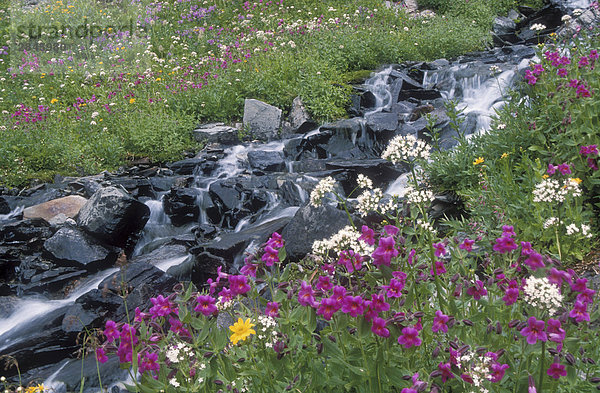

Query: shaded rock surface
[{"left": 243, "top": 99, "right": 282, "bottom": 141}]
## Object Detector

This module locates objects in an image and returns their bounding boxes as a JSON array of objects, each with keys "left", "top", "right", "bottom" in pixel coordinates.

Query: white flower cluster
[
  {"left": 416, "top": 218, "right": 436, "bottom": 234},
  {"left": 532, "top": 178, "right": 581, "bottom": 203},
  {"left": 404, "top": 185, "right": 435, "bottom": 205},
  {"left": 523, "top": 276, "right": 563, "bottom": 315},
  {"left": 530, "top": 23, "right": 546, "bottom": 31},
  {"left": 356, "top": 188, "right": 383, "bottom": 217},
  {"left": 561, "top": 15, "right": 572, "bottom": 22},
  {"left": 382, "top": 134, "right": 431, "bottom": 164},
  {"left": 310, "top": 177, "right": 336, "bottom": 207},
  {"left": 166, "top": 342, "right": 192, "bottom": 364},
  {"left": 356, "top": 174, "right": 373, "bottom": 189},
  {"left": 217, "top": 296, "right": 234, "bottom": 310},
  {"left": 256, "top": 315, "right": 278, "bottom": 348},
  {"left": 312, "top": 226, "right": 373, "bottom": 256},
  {"left": 457, "top": 351, "right": 493, "bottom": 392},
  {"left": 566, "top": 223, "right": 593, "bottom": 238},
  {"left": 543, "top": 217, "right": 560, "bottom": 228}
]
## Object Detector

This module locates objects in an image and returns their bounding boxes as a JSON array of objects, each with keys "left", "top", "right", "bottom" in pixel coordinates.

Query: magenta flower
[
  {"left": 547, "top": 163, "right": 557, "bottom": 175},
  {"left": 580, "top": 144, "right": 599, "bottom": 156},
  {"left": 503, "top": 287, "right": 519, "bottom": 306},
  {"left": 576, "top": 85, "right": 591, "bottom": 98},
  {"left": 298, "top": 281, "right": 317, "bottom": 307},
  {"left": 557, "top": 68, "right": 568, "bottom": 77},
  {"left": 338, "top": 250, "right": 363, "bottom": 273},
  {"left": 493, "top": 236, "right": 518, "bottom": 254},
  {"left": 342, "top": 295, "right": 365, "bottom": 317},
  {"left": 520, "top": 317, "right": 547, "bottom": 344},
  {"left": 438, "top": 362, "right": 455, "bottom": 382},
  {"left": 370, "top": 293, "right": 390, "bottom": 312},
  {"left": 96, "top": 347, "right": 108, "bottom": 364},
  {"left": 331, "top": 285, "right": 347, "bottom": 303},
  {"left": 577, "top": 288, "right": 596, "bottom": 305},
  {"left": 558, "top": 163, "right": 571, "bottom": 175},
  {"left": 261, "top": 245, "right": 280, "bottom": 266},
  {"left": 547, "top": 319, "right": 565, "bottom": 343},
  {"left": 489, "top": 363, "right": 509, "bottom": 383},
  {"left": 407, "top": 248, "right": 417, "bottom": 265},
  {"left": 401, "top": 389, "right": 417, "bottom": 393},
  {"left": 532, "top": 64, "right": 544, "bottom": 75},
  {"left": 219, "top": 287, "right": 234, "bottom": 302},
  {"left": 383, "top": 224, "right": 399, "bottom": 236},
  {"left": 466, "top": 280, "right": 488, "bottom": 300},
  {"left": 134, "top": 307, "right": 149, "bottom": 323},
  {"left": 149, "top": 295, "right": 175, "bottom": 318},
  {"left": 433, "top": 242, "right": 446, "bottom": 257},
  {"left": 372, "top": 236, "right": 398, "bottom": 267},
  {"left": 570, "top": 278, "right": 588, "bottom": 292},
  {"left": 591, "top": 49, "right": 599, "bottom": 60},
  {"left": 138, "top": 351, "right": 160, "bottom": 375},
  {"left": 265, "top": 301, "right": 279, "bottom": 317},
  {"left": 578, "top": 56, "right": 589, "bottom": 68},
  {"left": 240, "top": 262, "right": 257, "bottom": 278},
  {"left": 266, "top": 232, "right": 284, "bottom": 249},
  {"left": 397, "top": 326, "right": 422, "bottom": 348},
  {"left": 569, "top": 300, "right": 590, "bottom": 322},
  {"left": 546, "top": 362, "right": 567, "bottom": 379},
  {"left": 502, "top": 225, "right": 515, "bottom": 237},
  {"left": 432, "top": 310, "right": 450, "bottom": 333},
  {"left": 317, "top": 297, "right": 339, "bottom": 320},
  {"left": 547, "top": 268, "right": 570, "bottom": 285},
  {"left": 524, "top": 70, "right": 537, "bottom": 85},
  {"left": 385, "top": 277, "right": 405, "bottom": 298},
  {"left": 117, "top": 342, "right": 133, "bottom": 363},
  {"left": 569, "top": 79, "right": 579, "bottom": 88},
  {"left": 521, "top": 241, "right": 534, "bottom": 256},
  {"left": 103, "top": 320, "right": 120, "bottom": 343},
  {"left": 169, "top": 317, "right": 191, "bottom": 337},
  {"left": 430, "top": 260, "right": 446, "bottom": 276},
  {"left": 229, "top": 275, "right": 251, "bottom": 296},
  {"left": 195, "top": 295, "right": 217, "bottom": 316},
  {"left": 316, "top": 275, "right": 333, "bottom": 292},
  {"left": 588, "top": 157, "right": 599, "bottom": 170},
  {"left": 524, "top": 252, "right": 545, "bottom": 271},
  {"left": 459, "top": 238, "right": 475, "bottom": 252},
  {"left": 371, "top": 317, "right": 390, "bottom": 338},
  {"left": 359, "top": 225, "right": 376, "bottom": 245}
]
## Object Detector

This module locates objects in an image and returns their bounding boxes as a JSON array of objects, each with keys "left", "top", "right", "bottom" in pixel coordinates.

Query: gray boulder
[
  {"left": 77, "top": 186, "right": 150, "bottom": 248},
  {"left": 193, "top": 122, "right": 239, "bottom": 145},
  {"left": 289, "top": 96, "right": 317, "bottom": 134},
  {"left": 243, "top": 99, "right": 282, "bottom": 141},
  {"left": 247, "top": 150, "right": 286, "bottom": 172}
]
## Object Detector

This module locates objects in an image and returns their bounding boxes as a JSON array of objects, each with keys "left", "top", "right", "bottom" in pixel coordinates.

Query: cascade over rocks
[{"left": 77, "top": 186, "right": 150, "bottom": 249}]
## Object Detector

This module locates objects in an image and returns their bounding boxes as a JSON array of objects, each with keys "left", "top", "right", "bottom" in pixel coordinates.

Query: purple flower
[
  {"left": 466, "top": 280, "right": 488, "bottom": 300},
  {"left": 169, "top": 317, "right": 190, "bottom": 337},
  {"left": 524, "top": 252, "right": 545, "bottom": 271},
  {"left": 569, "top": 79, "right": 579, "bottom": 88},
  {"left": 149, "top": 295, "right": 175, "bottom": 318},
  {"left": 547, "top": 163, "right": 558, "bottom": 175},
  {"left": 240, "top": 261, "right": 257, "bottom": 278},
  {"left": 569, "top": 300, "right": 590, "bottom": 322},
  {"left": 503, "top": 287, "right": 519, "bottom": 306},
  {"left": 359, "top": 225, "right": 376, "bottom": 245},
  {"left": 493, "top": 236, "right": 518, "bottom": 254},
  {"left": 372, "top": 236, "right": 398, "bottom": 267},
  {"left": 438, "top": 362, "right": 455, "bottom": 382},
  {"left": 370, "top": 293, "right": 390, "bottom": 312},
  {"left": 397, "top": 327, "right": 422, "bottom": 348},
  {"left": 520, "top": 317, "right": 547, "bottom": 345},
  {"left": 432, "top": 310, "right": 450, "bottom": 333},
  {"left": 588, "top": 158, "right": 599, "bottom": 170},
  {"left": 317, "top": 297, "right": 339, "bottom": 320},
  {"left": 578, "top": 56, "right": 589, "bottom": 68},
  {"left": 546, "top": 362, "right": 567, "bottom": 379},
  {"left": 577, "top": 288, "right": 596, "bottom": 305},
  {"left": 371, "top": 317, "right": 390, "bottom": 338},
  {"left": 401, "top": 389, "right": 417, "bottom": 393},
  {"left": 591, "top": 49, "right": 599, "bottom": 60},
  {"left": 229, "top": 275, "right": 251, "bottom": 296},
  {"left": 430, "top": 260, "right": 446, "bottom": 276},
  {"left": 532, "top": 64, "right": 544, "bottom": 75},
  {"left": 316, "top": 275, "right": 333, "bottom": 292},
  {"left": 489, "top": 363, "right": 509, "bottom": 382},
  {"left": 383, "top": 224, "right": 399, "bottom": 236},
  {"left": 298, "top": 281, "right": 317, "bottom": 307},
  {"left": 521, "top": 241, "right": 534, "bottom": 256},
  {"left": 338, "top": 250, "right": 363, "bottom": 273},
  {"left": 547, "top": 319, "right": 565, "bottom": 343},
  {"left": 557, "top": 68, "right": 568, "bottom": 77},
  {"left": 266, "top": 232, "right": 284, "bottom": 249},
  {"left": 138, "top": 351, "right": 160, "bottom": 375},
  {"left": 433, "top": 242, "right": 446, "bottom": 257},
  {"left": 547, "top": 268, "right": 569, "bottom": 285},
  {"left": 261, "top": 245, "right": 280, "bottom": 266},
  {"left": 265, "top": 301, "right": 279, "bottom": 317},
  {"left": 580, "top": 144, "right": 599, "bottom": 156},
  {"left": 342, "top": 295, "right": 365, "bottom": 317},
  {"left": 195, "top": 295, "right": 217, "bottom": 316},
  {"left": 576, "top": 85, "right": 591, "bottom": 98},
  {"left": 459, "top": 238, "right": 475, "bottom": 252},
  {"left": 558, "top": 163, "right": 571, "bottom": 175},
  {"left": 103, "top": 320, "right": 120, "bottom": 343},
  {"left": 96, "top": 347, "right": 108, "bottom": 364},
  {"left": 524, "top": 70, "right": 537, "bottom": 85},
  {"left": 385, "top": 277, "right": 405, "bottom": 298},
  {"left": 407, "top": 248, "right": 417, "bottom": 265},
  {"left": 571, "top": 278, "right": 588, "bottom": 292}
]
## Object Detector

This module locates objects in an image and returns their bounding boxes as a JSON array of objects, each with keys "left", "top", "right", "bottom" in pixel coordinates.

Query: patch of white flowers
[
  {"left": 216, "top": 296, "right": 234, "bottom": 310},
  {"left": 566, "top": 223, "right": 592, "bottom": 238},
  {"left": 456, "top": 351, "right": 493, "bottom": 392},
  {"left": 356, "top": 188, "right": 383, "bottom": 216},
  {"left": 256, "top": 315, "right": 278, "bottom": 348},
  {"left": 404, "top": 185, "right": 434, "bottom": 205},
  {"left": 543, "top": 217, "right": 560, "bottom": 228},
  {"left": 530, "top": 23, "right": 546, "bottom": 31},
  {"left": 416, "top": 218, "right": 436, "bottom": 234},
  {"left": 532, "top": 178, "right": 581, "bottom": 203},
  {"left": 310, "top": 176, "right": 336, "bottom": 207},
  {"left": 523, "top": 276, "right": 563, "bottom": 315},
  {"left": 312, "top": 226, "right": 373, "bottom": 256},
  {"left": 166, "top": 342, "right": 192, "bottom": 364},
  {"left": 356, "top": 173, "right": 373, "bottom": 189},
  {"left": 382, "top": 134, "right": 430, "bottom": 164}
]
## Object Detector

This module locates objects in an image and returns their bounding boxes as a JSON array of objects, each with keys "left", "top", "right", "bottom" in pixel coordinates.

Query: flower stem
[{"left": 538, "top": 340, "right": 546, "bottom": 393}]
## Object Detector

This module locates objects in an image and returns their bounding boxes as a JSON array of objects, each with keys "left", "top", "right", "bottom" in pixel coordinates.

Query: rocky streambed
[{"left": 1, "top": 2, "right": 598, "bottom": 391}]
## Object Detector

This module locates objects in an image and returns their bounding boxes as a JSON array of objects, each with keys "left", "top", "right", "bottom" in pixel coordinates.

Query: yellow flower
[
  {"left": 50, "top": 98, "right": 58, "bottom": 104},
  {"left": 229, "top": 318, "right": 255, "bottom": 345},
  {"left": 129, "top": 98, "right": 135, "bottom": 104},
  {"left": 500, "top": 152, "right": 509, "bottom": 159},
  {"left": 473, "top": 157, "right": 484, "bottom": 165},
  {"left": 25, "top": 384, "right": 45, "bottom": 393},
  {"left": 542, "top": 174, "right": 549, "bottom": 179},
  {"left": 570, "top": 177, "right": 583, "bottom": 184}
]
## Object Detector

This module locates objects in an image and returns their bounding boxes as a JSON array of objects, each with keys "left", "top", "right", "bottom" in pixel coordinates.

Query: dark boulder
[
  {"left": 43, "top": 227, "right": 121, "bottom": 271},
  {"left": 77, "top": 186, "right": 150, "bottom": 249},
  {"left": 163, "top": 188, "right": 199, "bottom": 227},
  {"left": 247, "top": 150, "right": 286, "bottom": 172},
  {"left": 0, "top": 196, "right": 10, "bottom": 214}
]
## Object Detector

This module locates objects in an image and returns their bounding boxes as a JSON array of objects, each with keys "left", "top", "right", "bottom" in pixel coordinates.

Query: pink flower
[
  {"left": 341, "top": 295, "right": 365, "bottom": 317},
  {"left": 96, "top": 347, "right": 108, "bottom": 364},
  {"left": 520, "top": 317, "right": 547, "bottom": 345},
  {"left": 571, "top": 278, "right": 588, "bottom": 292},
  {"left": 557, "top": 163, "right": 571, "bottom": 175},
  {"left": 298, "top": 281, "right": 317, "bottom": 307},
  {"left": 547, "top": 163, "right": 558, "bottom": 175},
  {"left": 261, "top": 245, "right": 280, "bottom": 266},
  {"left": 359, "top": 225, "right": 376, "bottom": 245},
  {"left": 466, "top": 280, "right": 488, "bottom": 300},
  {"left": 372, "top": 236, "right": 398, "bottom": 267},
  {"left": 569, "top": 300, "right": 590, "bottom": 322},
  {"left": 385, "top": 277, "right": 405, "bottom": 298},
  {"left": 370, "top": 293, "right": 390, "bottom": 312},
  {"left": 459, "top": 238, "right": 475, "bottom": 252},
  {"left": 169, "top": 317, "right": 190, "bottom": 337},
  {"left": 525, "top": 69, "right": 537, "bottom": 85},
  {"left": 546, "top": 362, "right": 567, "bottom": 379},
  {"left": 557, "top": 68, "right": 568, "bottom": 77},
  {"left": 383, "top": 224, "right": 399, "bottom": 236},
  {"left": 266, "top": 232, "right": 284, "bottom": 249},
  {"left": 371, "top": 317, "right": 390, "bottom": 338},
  {"left": 103, "top": 320, "right": 120, "bottom": 343},
  {"left": 317, "top": 297, "right": 339, "bottom": 320},
  {"left": 578, "top": 56, "right": 589, "bottom": 68},
  {"left": 195, "top": 295, "right": 217, "bottom": 316},
  {"left": 493, "top": 236, "right": 518, "bottom": 254},
  {"left": 532, "top": 64, "right": 544, "bottom": 75},
  {"left": 489, "top": 363, "right": 509, "bottom": 382},
  {"left": 547, "top": 319, "right": 565, "bottom": 343},
  {"left": 265, "top": 301, "right": 279, "bottom": 317},
  {"left": 432, "top": 310, "right": 450, "bottom": 333},
  {"left": 547, "top": 268, "right": 569, "bottom": 286},
  {"left": 397, "top": 326, "right": 422, "bottom": 348},
  {"left": 316, "top": 275, "right": 333, "bottom": 291},
  {"left": 438, "top": 362, "right": 454, "bottom": 382},
  {"left": 433, "top": 242, "right": 446, "bottom": 257},
  {"left": 229, "top": 275, "right": 251, "bottom": 296},
  {"left": 430, "top": 260, "right": 446, "bottom": 275},
  {"left": 503, "top": 287, "right": 519, "bottom": 306},
  {"left": 138, "top": 351, "right": 160, "bottom": 375},
  {"left": 524, "top": 252, "right": 545, "bottom": 271},
  {"left": 338, "top": 250, "right": 363, "bottom": 273},
  {"left": 149, "top": 295, "right": 175, "bottom": 319}
]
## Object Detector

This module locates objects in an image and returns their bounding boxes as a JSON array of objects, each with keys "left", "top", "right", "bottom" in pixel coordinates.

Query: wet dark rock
[
  {"left": 163, "top": 188, "right": 199, "bottom": 227},
  {"left": 0, "top": 196, "right": 10, "bottom": 214},
  {"left": 67, "top": 178, "right": 102, "bottom": 198},
  {"left": 43, "top": 227, "right": 121, "bottom": 271},
  {"left": 288, "top": 97, "right": 317, "bottom": 134},
  {"left": 360, "top": 90, "right": 377, "bottom": 109},
  {"left": 365, "top": 112, "right": 399, "bottom": 133},
  {"left": 193, "top": 123, "right": 240, "bottom": 145},
  {"left": 169, "top": 158, "right": 204, "bottom": 175},
  {"left": 493, "top": 16, "right": 517, "bottom": 35},
  {"left": 107, "top": 177, "right": 154, "bottom": 199},
  {"left": 17, "top": 260, "right": 87, "bottom": 296},
  {"left": 188, "top": 252, "right": 227, "bottom": 286},
  {"left": 77, "top": 186, "right": 150, "bottom": 249},
  {"left": 398, "top": 88, "right": 442, "bottom": 101},
  {"left": 129, "top": 243, "right": 189, "bottom": 266},
  {"left": 325, "top": 159, "right": 405, "bottom": 191},
  {"left": 0, "top": 218, "right": 54, "bottom": 250},
  {"left": 0, "top": 296, "right": 19, "bottom": 318},
  {"left": 279, "top": 180, "right": 308, "bottom": 206},
  {"left": 248, "top": 150, "right": 286, "bottom": 172},
  {"left": 429, "top": 193, "right": 465, "bottom": 222},
  {"left": 281, "top": 204, "right": 353, "bottom": 261},
  {"left": 392, "top": 101, "right": 417, "bottom": 115},
  {"left": 207, "top": 177, "right": 270, "bottom": 229}
]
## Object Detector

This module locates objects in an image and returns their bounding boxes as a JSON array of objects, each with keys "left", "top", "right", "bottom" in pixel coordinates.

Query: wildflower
[
  {"left": 459, "top": 238, "right": 475, "bottom": 252},
  {"left": 473, "top": 157, "right": 484, "bottom": 165},
  {"left": 578, "top": 56, "right": 589, "bottom": 68},
  {"left": 169, "top": 317, "right": 191, "bottom": 337},
  {"left": 316, "top": 275, "right": 333, "bottom": 291},
  {"left": 261, "top": 245, "right": 280, "bottom": 266},
  {"left": 265, "top": 301, "right": 279, "bottom": 317},
  {"left": 576, "top": 84, "right": 591, "bottom": 98},
  {"left": 430, "top": 260, "right": 446, "bottom": 275},
  {"left": 438, "top": 362, "right": 455, "bottom": 382},
  {"left": 398, "top": 326, "right": 422, "bottom": 348},
  {"left": 524, "top": 252, "right": 545, "bottom": 271},
  {"left": 503, "top": 287, "right": 519, "bottom": 306},
  {"left": 432, "top": 310, "right": 449, "bottom": 333},
  {"left": 50, "top": 98, "right": 58, "bottom": 104},
  {"left": 96, "top": 347, "right": 108, "bottom": 363},
  {"left": 149, "top": 295, "right": 176, "bottom": 318},
  {"left": 530, "top": 23, "right": 546, "bottom": 31},
  {"left": 229, "top": 318, "right": 256, "bottom": 345},
  {"left": 404, "top": 186, "right": 434, "bottom": 205},
  {"left": 493, "top": 236, "right": 518, "bottom": 254},
  {"left": 561, "top": 15, "right": 572, "bottom": 22},
  {"left": 547, "top": 319, "right": 565, "bottom": 343},
  {"left": 489, "top": 363, "right": 509, "bottom": 382},
  {"left": 524, "top": 70, "right": 537, "bottom": 85},
  {"left": 195, "top": 295, "right": 217, "bottom": 316},
  {"left": 358, "top": 225, "right": 376, "bottom": 245},
  {"left": 372, "top": 236, "right": 398, "bottom": 267},
  {"left": 356, "top": 173, "right": 373, "bottom": 188},
  {"left": 382, "top": 134, "right": 430, "bottom": 164},
  {"left": 557, "top": 163, "right": 571, "bottom": 175},
  {"left": 229, "top": 275, "right": 251, "bottom": 296},
  {"left": 371, "top": 317, "right": 390, "bottom": 338},
  {"left": 317, "top": 297, "right": 339, "bottom": 320},
  {"left": 266, "top": 232, "right": 284, "bottom": 249},
  {"left": 338, "top": 250, "right": 363, "bottom": 273},
  {"left": 532, "top": 64, "right": 544, "bottom": 75},
  {"left": 523, "top": 276, "right": 562, "bottom": 314},
  {"left": 356, "top": 188, "right": 383, "bottom": 216},
  {"left": 569, "top": 300, "right": 590, "bottom": 322},
  {"left": 369, "top": 293, "right": 390, "bottom": 312},
  {"left": 129, "top": 98, "right": 135, "bottom": 104},
  {"left": 433, "top": 242, "right": 446, "bottom": 257},
  {"left": 385, "top": 276, "right": 406, "bottom": 298},
  {"left": 309, "top": 176, "right": 336, "bottom": 207},
  {"left": 547, "top": 268, "right": 570, "bottom": 286},
  {"left": 298, "top": 280, "right": 317, "bottom": 307},
  {"left": 466, "top": 280, "right": 487, "bottom": 300},
  {"left": 546, "top": 362, "right": 567, "bottom": 379},
  {"left": 103, "top": 320, "right": 120, "bottom": 342},
  {"left": 500, "top": 152, "right": 509, "bottom": 158},
  {"left": 557, "top": 68, "right": 568, "bottom": 77},
  {"left": 520, "top": 316, "right": 547, "bottom": 344},
  {"left": 341, "top": 295, "right": 365, "bottom": 317}
]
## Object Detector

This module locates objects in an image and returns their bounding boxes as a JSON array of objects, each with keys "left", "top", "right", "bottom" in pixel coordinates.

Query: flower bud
[
  {"left": 565, "top": 353, "right": 575, "bottom": 366},
  {"left": 496, "top": 322, "right": 502, "bottom": 334},
  {"left": 413, "top": 311, "right": 424, "bottom": 318},
  {"left": 462, "top": 319, "right": 474, "bottom": 326},
  {"left": 508, "top": 319, "right": 520, "bottom": 328},
  {"left": 590, "top": 377, "right": 600, "bottom": 383},
  {"left": 328, "top": 335, "right": 336, "bottom": 343},
  {"left": 214, "top": 380, "right": 223, "bottom": 385},
  {"left": 204, "top": 352, "right": 214, "bottom": 358}
]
